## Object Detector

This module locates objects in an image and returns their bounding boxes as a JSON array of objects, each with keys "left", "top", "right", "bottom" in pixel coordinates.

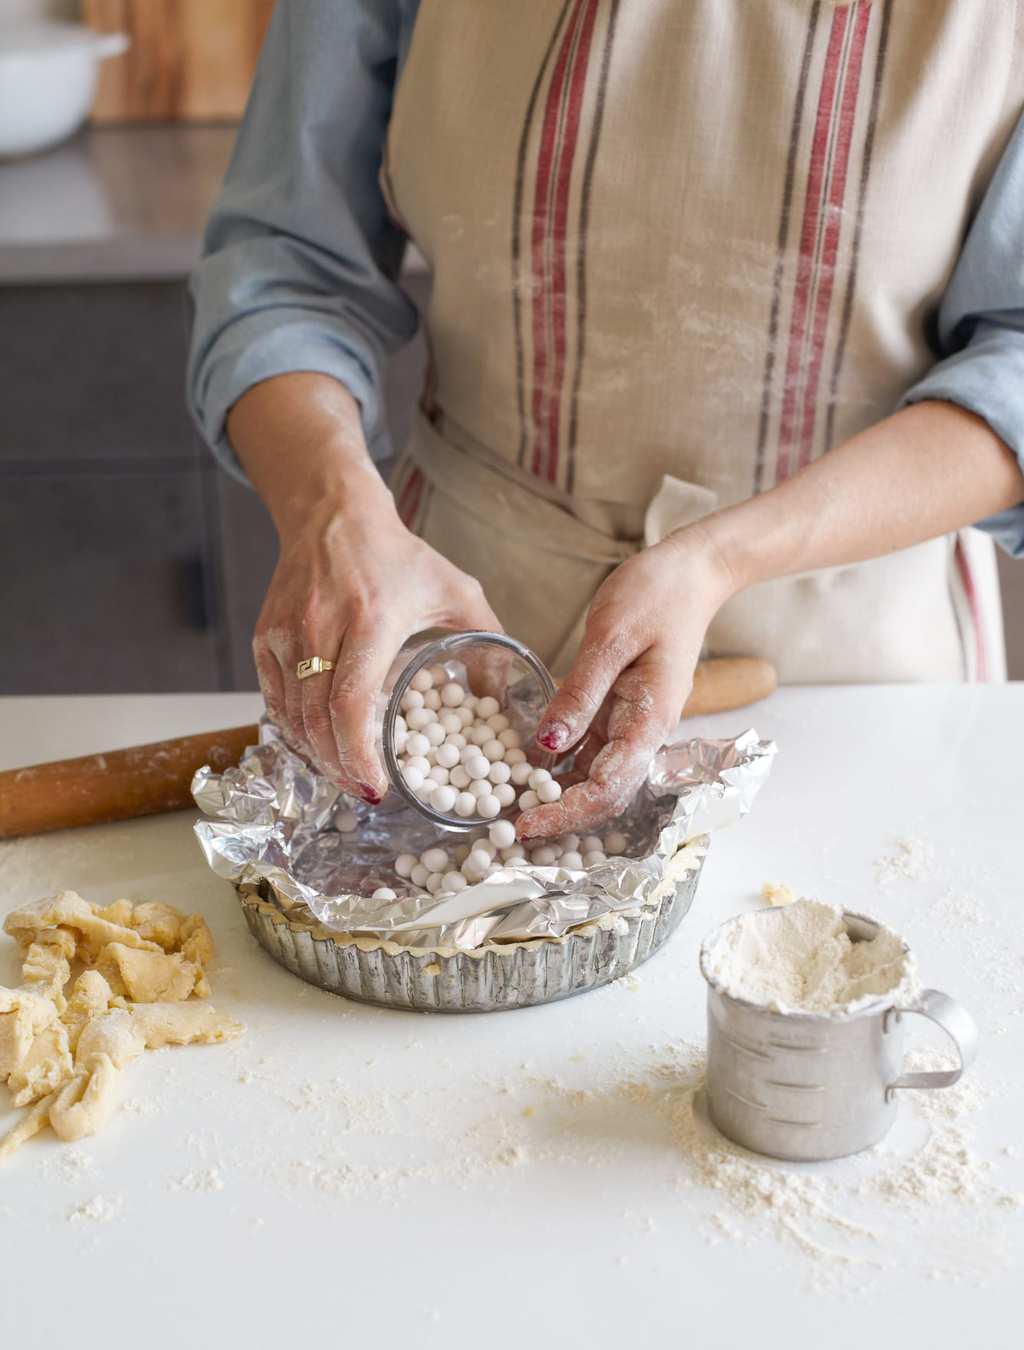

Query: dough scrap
[
  {"left": 760, "top": 880, "right": 798, "bottom": 908},
  {"left": 61, "top": 970, "right": 120, "bottom": 1053},
  {"left": 94, "top": 942, "right": 205, "bottom": 1003},
  {"left": 0, "top": 987, "right": 60, "bottom": 1078},
  {"left": 3, "top": 891, "right": 162, "bottom": 963},
  {"left": 22, "top": 928, "right": 76, "bottom": 1007},
  {"left": 0, "top": 892, "right": 243, "bottom": 1160},
  {"left": 49, "top": 1054, "right": 121, "bottom": 1143},
  {"left": 0, "top": 1088, "right": 58, "bottom": 1163},
  {"left": 131, "top": 1001, "right": 244, "bottom": 1050},
  {"left": 96, "top": 898, "right": 135, "bottom": 928},
  {"left": 7, "top": 1020, "right": 72, "bottom": 1107},
  {"left": 128, "top": 901, "right": 185, "bottom": 951},
  {"left": 76, "top": 1009, "right": 146, "bottom": 1069},
  {"left": 45, "top": 1005, "right": 243, "bottom": 1144},
  {"left": 179, "top": 914, "right": 215, "bottom": 970}
]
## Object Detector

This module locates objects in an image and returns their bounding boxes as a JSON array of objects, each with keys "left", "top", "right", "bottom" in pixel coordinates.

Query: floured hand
[{"left": 517, "top": 528, "right": 736, "bottom": 838}]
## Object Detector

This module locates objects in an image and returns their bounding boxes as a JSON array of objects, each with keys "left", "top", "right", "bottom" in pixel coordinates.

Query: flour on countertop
[
  {"left": 0, "top": 832, "right": 144, "bottom": 907},
  {"left": 27, "top": 1002, "right": 1013, "bottom": 1292},
  {"left": 240, "top": 1026, "right": 1018, "bottom": 1293},
  {"left": 5, "top": 822, "right": 1012, "bottom": 1292},
  {"left": 66, "top": 1194, "right": 123, "bottom": 1224},
  {"left": 874, "top": 835, "right": 936, "bottom": 886},
  {"left": 42, "top": 1149, "right": 95, "bottom": 1184},
  {"left": 170, "top": 1168, "right": 225, "bottom": 1193},
  {"left": 120, "top": 1098, "right": 158, "bottom": 1117},
  {"left": 900, "top": 1051, "right": 990, "bottom": 1122},
  {"left": 868, "top": 831, "right": 1020, "bottom": 1014},
  {"left": 932, "top": 889, "right": 988, "bottom": 929},
  {"left": 702, "top": 899, "right": 917, "bottom": 1014}
]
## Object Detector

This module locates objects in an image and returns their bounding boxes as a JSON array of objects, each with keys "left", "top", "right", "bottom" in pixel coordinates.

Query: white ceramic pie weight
[{"left": 699, "top": 907, "right": 979, "bottom": 1162}]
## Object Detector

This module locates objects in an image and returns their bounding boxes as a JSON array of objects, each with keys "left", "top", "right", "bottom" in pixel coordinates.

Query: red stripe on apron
[
  {"left": 776, "top": 3, "right": 850, "bottom": 484},
  {"left": 512, "top": 0, "right": 575, "bottom": 470},
  {"left": 565, "top": 0, "right": 620, "bottom": 495},
  {"left": 545, "top": 0, "right": 600, "bottom": 484},
  {"left": 529, "top": 0, "right": 593, "bottom": 483},
  {"left": 824, "top": 0, "right": 893, "bottom": 452},
  {"left": 753, "top": 0, "right": 822, "bottom": 496},
  {"left": 796, "top": 0, "right": 871, "bottom": 471},
  {"left": 954, "top": 535, "right": 989, "bottom": 682},
  {"left": 529, "top": 0, "right": 586, "bottom": 481}
]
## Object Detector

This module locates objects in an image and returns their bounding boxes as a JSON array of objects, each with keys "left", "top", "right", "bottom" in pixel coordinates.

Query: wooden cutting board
[{"left": 84, "top": 0, "right": 274, "bottom": 123}]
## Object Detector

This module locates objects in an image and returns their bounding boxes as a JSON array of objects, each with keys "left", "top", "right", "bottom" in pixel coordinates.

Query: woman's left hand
[
  {"left": 517, "top": 399, "right": 1024, "bottom": 839},
  {"left": 516, "top": 525, "right": 737, "bottom": 839}
]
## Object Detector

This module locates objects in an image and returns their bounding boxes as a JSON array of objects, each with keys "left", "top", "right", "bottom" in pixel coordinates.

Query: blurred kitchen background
[{"left": 1, "top": 0, "right": 1021, "bottom": 695}]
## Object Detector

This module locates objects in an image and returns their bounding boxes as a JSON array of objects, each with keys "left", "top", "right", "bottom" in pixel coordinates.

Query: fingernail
[
  {"left": 358, "top": 783, "right": 382, "bottom": 805},
  {"left": 537, "top": 720, "right": 569, "bottom": 751}
]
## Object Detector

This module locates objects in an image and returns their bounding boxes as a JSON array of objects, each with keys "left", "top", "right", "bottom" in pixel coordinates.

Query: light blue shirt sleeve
[
  {"left": 902, "top": 108, "right": 1024, "bottom": 557},
  {"left": 187, "top": 0, "right": 421, "bottom": 482}
]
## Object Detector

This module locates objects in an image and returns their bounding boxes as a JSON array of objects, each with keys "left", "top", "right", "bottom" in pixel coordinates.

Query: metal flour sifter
[{"left": 699, "top": 908, "right": 978, "bottom": 1162}]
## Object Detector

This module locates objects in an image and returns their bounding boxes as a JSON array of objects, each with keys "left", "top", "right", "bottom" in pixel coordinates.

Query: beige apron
[{"left": 383, "top": 0, "right": 1018, "bottom": 681}]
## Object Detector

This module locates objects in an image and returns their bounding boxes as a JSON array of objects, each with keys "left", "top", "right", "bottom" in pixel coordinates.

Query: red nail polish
[
  {"left": 359, "top": 784, "right": 382, "bottom": 805},
  {"left": 538, "top": 721, "right": 569, "bottom": 750}
]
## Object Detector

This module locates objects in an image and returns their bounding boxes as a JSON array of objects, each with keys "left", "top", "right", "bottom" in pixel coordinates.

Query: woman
[{"left": 189, "top": 0, "right": 1024, "bottom": 837}]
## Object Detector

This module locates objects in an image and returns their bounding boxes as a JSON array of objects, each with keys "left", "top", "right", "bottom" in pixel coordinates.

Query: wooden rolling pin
[
  {"left": 0, "top": 725, "right": 258, "bottom": 841},
  {"left": 0, "top": 657, "right": 774, "bottom": 839},
  {"left": 684, "top": 654, "right": 777, "bottom": 716}
]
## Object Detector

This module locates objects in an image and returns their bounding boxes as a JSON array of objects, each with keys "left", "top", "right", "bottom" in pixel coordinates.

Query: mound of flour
[{"left": 704, "top": 898, "right": 916, "bottom": 1014}]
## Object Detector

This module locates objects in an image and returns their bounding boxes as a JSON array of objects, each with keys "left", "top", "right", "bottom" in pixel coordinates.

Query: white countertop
[{"left": 0, "top": 688, "right": 1021, "bottom": 1348}]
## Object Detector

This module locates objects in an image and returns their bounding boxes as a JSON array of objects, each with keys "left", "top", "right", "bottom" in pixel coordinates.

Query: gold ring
[{"left": 296, "top": 657, "right": 336, "bottom": 680}]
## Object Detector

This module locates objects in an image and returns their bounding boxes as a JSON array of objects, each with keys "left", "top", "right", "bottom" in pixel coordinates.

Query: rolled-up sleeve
[
  {"left": 902, "top": 108, "right": 1024, "bottom": 556},
  {"left": 188, "top": 0, "right": 419, "bottom": 481}
]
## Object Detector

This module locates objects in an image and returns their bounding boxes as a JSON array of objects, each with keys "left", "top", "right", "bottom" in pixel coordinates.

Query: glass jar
[{"left": 378, "top": 630, "right": 556, "bottom": 833}]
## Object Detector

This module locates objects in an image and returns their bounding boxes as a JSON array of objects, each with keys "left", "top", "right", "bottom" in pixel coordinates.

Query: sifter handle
[{"left": 884, "top": 989, "right": 979, "bottom": 1100}]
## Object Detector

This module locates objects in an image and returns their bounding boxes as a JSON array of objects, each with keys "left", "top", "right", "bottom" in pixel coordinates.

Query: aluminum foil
[{"left": 192, "top": 725, "right": 775, "bottom": 952}]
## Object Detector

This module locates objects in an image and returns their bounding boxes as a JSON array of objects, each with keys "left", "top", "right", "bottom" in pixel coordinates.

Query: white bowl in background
[{"left": 0, "top": 21, "right": 129, "bottom": 159}]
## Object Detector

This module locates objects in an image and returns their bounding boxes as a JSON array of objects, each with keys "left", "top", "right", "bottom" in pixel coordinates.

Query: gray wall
[{"left": 0, "top": 273, "right": 428, "bottom": 695}]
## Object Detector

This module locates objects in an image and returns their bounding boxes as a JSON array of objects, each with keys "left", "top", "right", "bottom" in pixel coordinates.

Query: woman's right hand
[
  {"left": 227, "top": 373, "right": 502, "bottom": 804},
  {"left": 253, "top": 496, "right": 502, "bottom": 803}
]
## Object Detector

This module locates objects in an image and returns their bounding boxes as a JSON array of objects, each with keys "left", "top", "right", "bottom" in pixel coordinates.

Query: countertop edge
[{"left": 0, "top": 236, "right": 202, "bottom": 285}]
